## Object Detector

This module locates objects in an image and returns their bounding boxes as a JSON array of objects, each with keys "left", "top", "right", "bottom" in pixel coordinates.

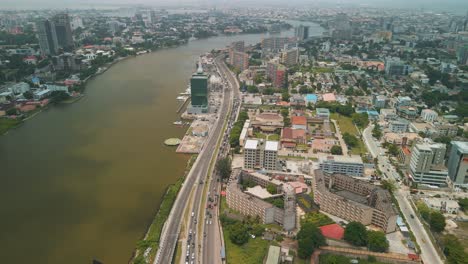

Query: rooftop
[
  {"left": 322, "top": 93, "right": 336, "bottom": 102},
  {"left": 291, "top": 115, "right": 307, "bottom": 125},
  {"left": 245, "top": 139, "right": 258, "bottom": 150},
  {"left": 265, "top": 246, "right": 281, "bottom": 264},
  {"left": 265, "top": 141, "right": 279, "bottom": 151},
  {"left": 318, "top": 155, "right": 363, "bottom": 164},
  {"left": 245, "top": 185, "right": 274, "bottom": 199},
  {"left": 452, "top": 141, "right": 468, "bottom": 153}
]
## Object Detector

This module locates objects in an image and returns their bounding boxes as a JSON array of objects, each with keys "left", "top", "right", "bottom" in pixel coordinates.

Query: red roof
[
  {"left": 291, "top": 116, "right": 307, "bottom": 125},
  {"left": 220, "top": 191, "right": 226, "bottom": 197},
  {"left": 407, "top": 253, "right": 419, "bottom": 260},
  {"left": 319, "top": 224, "right": 344, "bottom": 240}
]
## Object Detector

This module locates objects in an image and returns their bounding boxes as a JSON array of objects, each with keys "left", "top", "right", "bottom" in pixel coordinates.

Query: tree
[
  {"left": 458, "top": 198, "right": 468, "bottom": 212},
  {"left": 367, "top": 230, "right": 389, "bottom": 252},
  {"left": 6, "top": 108, "right": 17, "bottom": 116},
  {"left": 247, "top": 85, "right": 259, "bottom": 93},
  {"left": 343, "top": 132, "right": 358, "bottom": 148},
  {"left": 330, "top": 145, "right": 343, "bottom": 155},
  {"left": 344, "top": 222, "right": 368, "bottom": 247},
  {"left": 372, "top": 123, "right": 383, "bottom": 139},
  {"left": 386, "top": 143, "right": 399, "bottom": 156},
  {"left": 297, "top": 222, "right": 326, "bottom": 259},
  {"left": 441, "top": 234, "right": 468, "bottom": 264},
  {"left": 380, "top": 180, "right": 395, "bottom": 193},
  {"left": 216, "top": 157, "right": 232, "bottom": 179},
  {"left": 299, "top": 85, "right": 309, "bottom": 94},
  {"left": 352, "top": 113, "right": 369, "bottom": 128},
  {"left": 250, "top": 224, "right": 265, "bottom": 237},
  {"left": 429, "top": 211, "right": 446, "bottom": 233},
  {"left": 266, "top": 183, "right": 277, "bottom": 194},
  {"left": 282, "top": 92, "right": 290, "bottom": 102},
  {"left": 23, "top": 91, "right": 34, "bottom": 100},
  {"left": 229, "top": 222, "right": 249, "bottom": 245}
]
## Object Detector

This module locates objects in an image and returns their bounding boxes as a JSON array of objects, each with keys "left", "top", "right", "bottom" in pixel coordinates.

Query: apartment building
[
  {"left": 312, "top": 170, "right": 397, "bottom": 233},
  {"left": 421, "top": 109, "right": 438, "bottom": 123},
  {"left": 318, "top": 155, "right": 364, "bottom": 177},
  {"left": 409, "top": 142, "right": 448, "bottom": 186},
  {"left": 281, "top": 48, "right": 299, "bottom": 66},
  {"left": 389, "top": 118, "right": 409, "bottom": 133},
  {"left": 244, "top": 139, "right": 279, "bottom": 171}
]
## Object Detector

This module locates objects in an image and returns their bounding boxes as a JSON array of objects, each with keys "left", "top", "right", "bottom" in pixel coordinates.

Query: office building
[
  {"left": 52, "top": 53, "right": 82, "bottom": 71},
  {"left": 262, "top": 37, "right": 289, "bottom": 53},
  {"left": 266, "top": 62, "right": 287, "bottom": 88},
  {"left": 421, "top": 109, "right": 438, "bottom": 123},
  {"left": 318, "top": 155, "right": 364, "bottom": 177},
  {"left": 281, "top": 48, "right": 299, "bottom": 66},
  {"left": 295, "top": 25, "right": 309, "bottom": 41},
  {"left": 389, "top": 118, "right": 409, "bottom": 133},
  {"left": 244, "top": 139, "right": 279, "bottom": 171},
  {"left": 385, "top": 57, "right": 410, "bottom": 76},
  {"left": 456, "top": 45, "right": 468, "bottom": 65},
  {"left": 53, "top": 14, "right": 74, "bottom": 51},
  {"left": 312, "top": 170, "right": 397, "bottom": 233},
  {"left": 37, "top": 19, "right": 58, "bottom": 56},
  {"left": 332, "top": 13, "right": 352, "bottom": 40},
  {"left": 447, "top": 141, "right": 468, "bottom": 187},
  {"left": 188, "top": 63, "right": 209, "bottom": 114},
  {"left": 409, "top": 142, "right": 448, "bottom": 186},
  {"left": 230, "top": 51, "right": 249, "bottom": 71}
]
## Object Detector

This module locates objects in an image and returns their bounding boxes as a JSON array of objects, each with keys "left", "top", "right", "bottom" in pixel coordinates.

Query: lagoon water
[{"left": 0, "top": 22, "right": 323, "bottom": 264}]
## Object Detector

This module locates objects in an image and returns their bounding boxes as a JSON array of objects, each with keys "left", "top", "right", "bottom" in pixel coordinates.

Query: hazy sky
[{"left": 0, "top": 0, "right": 467, "bottom": 13}]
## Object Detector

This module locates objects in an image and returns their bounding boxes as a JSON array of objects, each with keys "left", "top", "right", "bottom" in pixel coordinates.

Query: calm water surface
[{"left": 0, "top": 23, "right": 323, "bottom": 264}]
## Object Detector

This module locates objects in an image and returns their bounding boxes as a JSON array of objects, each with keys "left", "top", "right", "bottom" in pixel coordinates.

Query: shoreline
[{"left": 130, "top": 154, "right": 198, "bottom": 264}]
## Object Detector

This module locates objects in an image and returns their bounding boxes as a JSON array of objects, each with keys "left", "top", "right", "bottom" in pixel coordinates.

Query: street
[{"left": 363, "top": 125, "right": 443, "bottom": 264}]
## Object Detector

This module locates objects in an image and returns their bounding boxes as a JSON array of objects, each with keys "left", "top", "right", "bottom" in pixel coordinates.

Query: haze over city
[{"left": 1, "top": 1, "right": 468, "bottom": 264}]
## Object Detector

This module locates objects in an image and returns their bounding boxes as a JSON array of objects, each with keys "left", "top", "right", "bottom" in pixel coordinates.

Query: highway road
[
  {"left": 154, "top": 56, "right": 233, "bottom": 264},
  {"left": 363, "top": 125, "right": 443, "bottom": 264},
  {"left": 200, "top": 56, "right": 242, "bottom": 264}
]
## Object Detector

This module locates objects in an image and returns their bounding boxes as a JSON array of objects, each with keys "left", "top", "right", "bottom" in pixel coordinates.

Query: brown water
[{"left": 0, "top": 23, "right": 322, "bottom": 264}]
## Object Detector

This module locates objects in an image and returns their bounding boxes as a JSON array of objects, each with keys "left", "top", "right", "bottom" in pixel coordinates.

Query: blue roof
[
  {"left": 367, "top": 110, "right": 379, "bottom": 116},
  {"left": 31, "top": 76, "right": 40, "bottom": 84},
  {"left": 305, "top": 94, "right": 317, "bottom": 102},
  {"left": 396, "top": 216, "right": 406, "bottom": 227}
]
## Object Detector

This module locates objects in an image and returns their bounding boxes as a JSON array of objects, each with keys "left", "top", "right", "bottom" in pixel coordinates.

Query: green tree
[
  {"left": 441, "top": 234, "right": 468, "bottom": 264},
  {"left": 344, "top": 222, "right": 368, "bottom": 246},
  {"left": 330, "top": 145, "right": 343, "bottom": 155},
  {"left": 247, "top": 85, "right": 259, "bottom": 93},
  {"left": 216, "top": 157, "right": 232, "bottom": 179},
  {"left": 6, "top": 108, "right": 17, "bottom": 116},
  {"left": 229, "top": 222, "right": 249, "bottom": 245},
  {"left": 352, "top": 113, "right": 369, "bottom": 128},
  {"left": 250, "top": 224, "right": 265, "bottom": 237},
  {"left": 297, "top": 222, "right": 326, "bottom": 259},
  {"left": 458, "top": 198, "right": 468, "bottom": 212},
  {"left": 23, "top": 91, "right": 33, "bottom": 100},
  {"left": 417, "top": 201, "right": 431, "bottom": 221},
  {"left": 266, "top": 183, "right": 277, "bottom": 194},
  {"left": 429, "top": 211, "right": 446, "bottom": 233},
  {"left": 343, "top": 132, "right": 358, "bottom": 148},
  {"left": 367, "top": 230, "right": 389, "bottom": 252},
  {"left": 282, "top": 91, "right": 290, "bottom": 102},
  {"left": 372, "top": 123, "right": 383, "bottom": 139}
]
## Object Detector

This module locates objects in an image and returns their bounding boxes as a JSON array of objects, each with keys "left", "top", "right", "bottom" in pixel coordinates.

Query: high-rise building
[
  {"left": 37, "top": 19, "right": 59, "bottom": 56},
  {"left": 266, "top": 62, "right": 287, "bottom": 88},
  {"left": 409, "top": 142, "right": 448, "bottom": 186},
  {"left": 447, "top": 141, "right": 468, "bottom": 187},
  {"left": 384, "top": 57, "right": 410, "bottom": 76},
  {"left": 281, "top": 48, "right": 299, "bottom": 66},
  {"left": 188, "top": 63, "right": 209, "bottom": 114},
  {"left": 53, "top": 14, "right": 74, "bottom": 51},
  {"left": 456, "top": 45, "right": 468, "bottom": 65},
  {"left": 230, "top": 51, "right": 249, "bottom": 71},
  {"left": 332, "top": 13, "right": 352, "bottom": 40},
  {"left": 244, "top": 139, "right": 278, "bottom": 171},
  {"left": 261, "top": 37, "right": 289, "bottom": 53},
  {"left": 295, "top": 25, "right": 309, "bottom": 41}
]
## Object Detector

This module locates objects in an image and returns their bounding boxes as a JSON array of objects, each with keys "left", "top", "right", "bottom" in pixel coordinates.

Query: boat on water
[
  {"left": 173, "top": 121, "right": 183, "bottom": 125},
  {"left": 179, "top": 85, "right": 191, "bottom": 96},
  {"left": 176, "top": 96, "right": 189, "bottom": 101}
]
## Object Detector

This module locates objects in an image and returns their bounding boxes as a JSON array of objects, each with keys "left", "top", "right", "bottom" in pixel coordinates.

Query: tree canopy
[
  {"left": 297, "top": 222, "right": 326, "bottom": 259},
  {"left": 331, "top": 145, "right": 343, "bottom": 155},
  {"left": 216, "top": 157, "right": 232, "bottom": 179},
  {"left": 367, "top": 230, "right": 389, "bottom": 252},
  {"left": 344, "top": 222, "right": 368, "bottom": 246}
]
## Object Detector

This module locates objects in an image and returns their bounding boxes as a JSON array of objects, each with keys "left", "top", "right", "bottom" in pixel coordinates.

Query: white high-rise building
[
  {"left": 244, "top": 139, "right": 279, "bottom": 171},
  {"left": 409, "top": 142, "right": 448, "bottom": 186},
  {"left": 447, "top": 141, "right": 468, "bottom": 187}
]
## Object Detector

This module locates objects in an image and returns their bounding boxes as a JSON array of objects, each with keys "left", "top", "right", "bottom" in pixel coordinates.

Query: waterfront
[{"left": 0, "top": 24, "right": 323, "bottom": 264}]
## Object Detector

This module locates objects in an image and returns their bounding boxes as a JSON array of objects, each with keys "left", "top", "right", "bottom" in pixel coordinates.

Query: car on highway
[{"left": 410, "top": 214, "right": 414, "bottom": 219}]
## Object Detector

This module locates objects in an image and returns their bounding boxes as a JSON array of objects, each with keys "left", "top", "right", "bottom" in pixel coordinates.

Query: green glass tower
[{"left": 190, "top": 65, "right": 208, "bottom": 107}]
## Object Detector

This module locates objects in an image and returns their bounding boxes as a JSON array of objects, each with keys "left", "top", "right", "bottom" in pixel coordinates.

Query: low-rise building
[
  {"left": 291, "top": 115, "right": 307, "bottom": 130},
  {"left": 318, "top": 155, "right": 364, "bottom": 177},
  {"left": 316, "top": 108, "right": 330, "bottom": 120},
  {"left": 421, "top": 109, "right": 438, "bottom": 123},
  {"left": 424, "top": 198, "right": 460, "bottom": 214},
  {"left": 389, "top": 118, "right": 409, "bottom": 133}
]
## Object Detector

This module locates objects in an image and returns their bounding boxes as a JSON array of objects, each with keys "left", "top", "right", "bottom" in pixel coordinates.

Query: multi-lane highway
[
  {"left": 154, "top": 55, "right": 233, "bottom": 264},
  {"left": 363, "top": 125, "right": 443, "bottom": 264}
]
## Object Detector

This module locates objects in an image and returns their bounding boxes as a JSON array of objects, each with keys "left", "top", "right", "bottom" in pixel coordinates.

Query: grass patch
[
  {"left": 279, "top": 155, "right": 306, "bottom": 160},
  {"left": 223, "top": 224, "right": 271, "bottom": 264},
  {"left": 0, "top": 118, "right": 21, "bottom": 135},
  {"left": 331, "top": 113, "right": 366, "bottom": 155},
  {"left": 268, "top": 134, "right": 280, "bottom": 141},
  {"left": 312, "top": 67, "right": 334, "bottom": 73},
  {"left": 302, "top": 212, "right": 334, "bottom": 227},
  {"left": 455, "top": 221, "right": 468, "bottom": 251},
  {"left": 254, "top": 132, "right": 267, "bottom": 139},
  {"left": 320, "top": 253, "right": 387, "bottom": 264}
]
